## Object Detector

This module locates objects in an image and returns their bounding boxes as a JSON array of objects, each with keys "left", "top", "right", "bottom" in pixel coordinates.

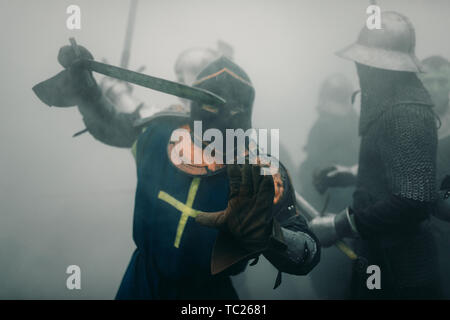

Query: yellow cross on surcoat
[{"left": 157, "top": 177, "right": 202, "bottom": 248}]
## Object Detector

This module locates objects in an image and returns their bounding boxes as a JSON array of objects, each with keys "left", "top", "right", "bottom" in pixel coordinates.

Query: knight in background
[
  {"left": 313, "top": 56, "right": 450, "bottom": 300},
  {"left": 309, "top": 11, "right": 442, "bottom": 299},
  {"left": 297, "top": 74, "right": 359, "bottom": 299}
]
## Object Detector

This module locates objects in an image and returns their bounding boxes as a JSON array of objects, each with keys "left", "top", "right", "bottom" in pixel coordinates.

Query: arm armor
[
  {"left": 263, "top": 166, "right": 321, "bottom": 276},
  {"left": 77, "top": 80, "right": 145, "bottom": 148},
  {"left": 264, "top": 215, "right": 320, "bottom": 276}
]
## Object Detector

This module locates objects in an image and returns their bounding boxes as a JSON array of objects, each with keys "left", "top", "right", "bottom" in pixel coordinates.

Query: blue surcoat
[{"left": 116, "top": 116, "right": 245, "bottom": 299}]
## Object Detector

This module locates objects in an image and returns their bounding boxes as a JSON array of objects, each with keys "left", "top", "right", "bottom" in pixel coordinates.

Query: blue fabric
[{"left": 116, "top": 117, "right": 242, "bottom": 299}]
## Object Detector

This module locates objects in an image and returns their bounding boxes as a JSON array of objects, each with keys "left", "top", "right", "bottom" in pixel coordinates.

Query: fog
[{"left": 1, "top": 0, "right": 449, "bottom": 299}]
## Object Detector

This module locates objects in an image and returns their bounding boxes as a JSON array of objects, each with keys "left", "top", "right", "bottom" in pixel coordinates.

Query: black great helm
[{"left": 190, "top": 56, "right": 255, "bottom": 133}]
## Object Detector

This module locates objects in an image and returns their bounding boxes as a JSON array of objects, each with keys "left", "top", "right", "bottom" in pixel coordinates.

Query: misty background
[{"left": 1, "top": 0, "right": 449, "bottom": 299}]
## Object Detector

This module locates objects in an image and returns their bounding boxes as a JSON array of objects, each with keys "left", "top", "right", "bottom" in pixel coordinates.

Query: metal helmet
[
  {"left": 336, "top": 11, "right": 424, "bottom": 73},
  {"left": 421, "top": 55, "right": 450, "bottom": 77},
  {"left": 191, "top": 56, "right": 255, "bottom": 132},
  {"left": 317, "top": 73, "right": 354, "bottom": 114},
  {"left": 174, "top": 47, "right": 220, "bottom": 86},
  {"left": 420, "top": 55, "right": 450, "bottom": 116}
]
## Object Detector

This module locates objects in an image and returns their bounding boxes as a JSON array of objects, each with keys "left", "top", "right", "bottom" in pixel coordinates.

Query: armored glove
[
  {"left": 57, "top": 44, "right": 100, "bottom": 101},
  {"left": 196, "top": 164, "right": 284, "bottom": 252},
  {"left": 313, "top": 164, "right": 357, "bottom": 194},
  {"left": 308, "top": 214, "right": 338, "bottom": 247},
  {"left": 309, "top": 208, "right": 358, "bottom": 247}
]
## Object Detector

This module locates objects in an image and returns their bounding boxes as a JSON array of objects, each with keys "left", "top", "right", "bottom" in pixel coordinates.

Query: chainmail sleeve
[
  {"left": 353, "top": 104, "right": 439, "bottom": 238},
  {"left": 378, "top": 104, "right": 438, "bottom": 202}
]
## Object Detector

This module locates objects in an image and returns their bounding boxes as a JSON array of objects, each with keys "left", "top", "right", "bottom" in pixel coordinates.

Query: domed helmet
[{"left": 336, "top": 11, "right": 424, "bottom": 73}]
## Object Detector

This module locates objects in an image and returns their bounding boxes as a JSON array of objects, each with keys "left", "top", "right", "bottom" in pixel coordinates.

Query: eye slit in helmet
[{"left": 202, "top": 104, "right": 219, "bottom": 114}]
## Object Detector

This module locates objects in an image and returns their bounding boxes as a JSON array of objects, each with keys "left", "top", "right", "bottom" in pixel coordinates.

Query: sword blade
[
  {"left": 120, "top": 0, "right": 139, "bottom": 69},
  {"left": 83, "top": 59, "right": 226, "bottom": 106},
  {"left": 295, "top": 190, "right": 320, "bottom": 221}
]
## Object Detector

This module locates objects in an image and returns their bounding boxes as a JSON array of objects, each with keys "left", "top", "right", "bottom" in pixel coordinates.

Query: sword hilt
[{"left": 69, "top": 37, "right": 95, "bottom": 88}]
